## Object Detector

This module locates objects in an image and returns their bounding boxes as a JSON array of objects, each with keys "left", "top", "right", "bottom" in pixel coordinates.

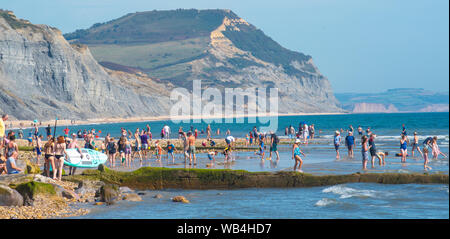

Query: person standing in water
[
  {"left": 133, "top": 129, "right": 142, "bottom": 163},
  {"left": 206, "top": 125, "right": 212, "bottom": 140},
  {"left": 334, "top": 131, "right": 341, "bottom": 159},
  {"left": 411, "top": 132, "right": 423, "bottom": 158},
  {"left": 361, "top": 135, "right": 369, "bottom": 170},
  {"left": 166, "top": 141, "right": 175, "bottom": 164},
  {"left": 357, "top": 126, "right": 363, "bottom": 136},
  {"left": 188, "top": 132, "right": 197, "bottom": 165},
  {"left": 269, "top": 132, "right": 280, "bottom": 161},
  {"left": 345, "top": 131, "right": 355, "bottom": 159},
  {"left": 107, "top": 138, "right": 117, "bottom": 168},
  {"left": 368, "top": 134, "right": 379, "bottom": 168},
  {"left": 292, "top": 139, "right": 306, "bottom": 172},
  {"left": 401, "top": 124, "right": 407, "bottom": 136},
  {"left": 400, "top": 134, "right": 408, "bottom": 163},
  {"left": 431, "top": 137, "right": 447, "bottom": 159},
  {"left": 422, "top": 136, "right": 435, "bottom": 170}
]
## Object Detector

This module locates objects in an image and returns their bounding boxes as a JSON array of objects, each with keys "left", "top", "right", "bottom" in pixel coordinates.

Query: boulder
[
  {"left": 15, "top": 181, "right": 57, "bottom": 205},
  {"left": 119, "top": 186, "right": 134, "bottom": 194},
  {"left": 24, "top": 160, "right": 41, "bottom": 174},
  {"left": 172, "top": 196, "right": 189, "bottom": 203},
  {"left": 98, "top": 184, "right": 120, "bottom": 205},
  {"left": 61, "top": 189, "right": 79, "bottom": 200},
  {"left": 0, "top": 174, "right": 34, "bottom": 187},
  {"left": 122, "top": 193, "right": 142, "bottom": 202},
  {"left": 0, "top": 184, "right": 24, "bottom": 206}
]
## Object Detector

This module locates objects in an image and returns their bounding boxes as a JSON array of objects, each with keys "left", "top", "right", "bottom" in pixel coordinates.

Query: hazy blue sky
[{"left": 1, "top": 0, "right": 448, "bottom": 93}]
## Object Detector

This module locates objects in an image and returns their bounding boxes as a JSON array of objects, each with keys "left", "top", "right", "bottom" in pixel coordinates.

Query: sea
[{"left": 13, "top": 112, "right": 448, "bottom": 219}]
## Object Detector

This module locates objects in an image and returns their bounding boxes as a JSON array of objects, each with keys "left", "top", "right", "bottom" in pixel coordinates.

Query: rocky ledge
[{"left": 64, "top": 165, "right": 449, "bottom": 190}]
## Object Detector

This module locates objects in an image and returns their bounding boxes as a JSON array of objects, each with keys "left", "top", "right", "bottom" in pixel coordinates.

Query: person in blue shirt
[
  {"left": 345, "top": 131, "right": 355, "bottom": 158},
  {"left": 401, "top": 124, "right": 407, "bottom": 136},
  {"left": 334, "top": 131, "right": 341, "bottom": 159},
  {"left": 166, "top": 141, "right": 175, "bottom": 164},
  {"left": 6, "top": 151, "right": 22, "bottom": 174}
]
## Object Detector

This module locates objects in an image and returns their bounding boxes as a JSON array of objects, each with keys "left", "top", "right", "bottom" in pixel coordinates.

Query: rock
[
  {"left": 24, "top": 160, "right": 41, "bottom": 174},
  {"left": 172, "top": 196, "right": 189, "bottom": 203},
  {"left": 122, "top": 193, "right": 142, "bottom": 202},
  {"left": 61, "top": 189, "right": 79, "bottom": 200},
  {"left": 153, "top": 194, "right": 163, "bottom": 199},
  {"left": 0, "top": 174, "right": 34, "bottom": 187},
  {"left": 119, "top": 187, "right": 133, "bottom": 194},
  {"left": 32, "top": 174, "right": 56, "bottom": 184},
  {"left": 0, "top": 184, "right": 24, "bottom": 206},
  {"left": 98, "top": 164, "right": 106, "bottom": 172},
  {"left": 15, "top": 181, "right": 57, "bottom": 205},
  {"left": 98, "top": 184, "right": 119, "bottom": 205}
]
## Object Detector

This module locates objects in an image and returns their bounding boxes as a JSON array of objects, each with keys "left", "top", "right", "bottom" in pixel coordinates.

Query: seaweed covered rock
[
  {"left": 63, "top": 166, "right": 449, "bottom": 191},
  {"left": 98, "top": 184, "right": 120, "bottom": 205},
  {"left": 24, "top": 160, "right": 41, "bottom": 174},
  {"left": 0, "top": 184, "right": 24, "bottom": 206},
  {"left": 15, "top": 181, "right": 57, "bottom": 205}
]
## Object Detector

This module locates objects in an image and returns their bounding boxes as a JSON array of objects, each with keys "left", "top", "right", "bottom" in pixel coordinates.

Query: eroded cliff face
[
  {"left": 0, "top": 11, "right": 170, "bottom": 120},
  {"left": 66, "top": 9, "right": 343, "bottom": 114}
]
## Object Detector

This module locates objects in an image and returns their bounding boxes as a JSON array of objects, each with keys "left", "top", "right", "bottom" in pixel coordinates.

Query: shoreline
[{"left": 7, "top": 112, "right": 348, "bottom": 129}]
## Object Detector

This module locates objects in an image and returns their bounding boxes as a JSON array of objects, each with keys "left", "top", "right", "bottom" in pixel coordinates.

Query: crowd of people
[{"left": 1, "top": 114, "right": 449, "bottom": 177}]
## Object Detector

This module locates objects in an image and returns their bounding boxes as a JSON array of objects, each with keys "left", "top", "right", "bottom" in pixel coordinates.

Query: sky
[{"left": 1, "top": 0, "right": 448, "bottom": 93}]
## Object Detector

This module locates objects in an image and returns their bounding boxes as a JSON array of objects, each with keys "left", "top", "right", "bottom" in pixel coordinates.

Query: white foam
[
  {"left": 315, "top": 198, "right": 337, "bottom": 207},
  {"left": 322, "top": 185, "right": 377, "bottom": 199}
]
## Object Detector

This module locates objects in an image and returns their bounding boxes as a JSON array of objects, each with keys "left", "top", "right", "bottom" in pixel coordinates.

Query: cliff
[
  {"left": 65, "top": 9, "right": 343, "bottom": 113},
  {"left": 0, "top": 10, "right": 171, "bottom": 120}
]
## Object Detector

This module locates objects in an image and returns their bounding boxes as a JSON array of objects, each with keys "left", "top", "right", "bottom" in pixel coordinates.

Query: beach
[{"left": 1, "top": 113, "right": 448, "bottom": 218}]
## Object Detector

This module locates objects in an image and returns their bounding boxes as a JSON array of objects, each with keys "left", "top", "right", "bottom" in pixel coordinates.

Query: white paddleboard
[{"left": 63, "top": 148, "right": 107, "bottom": 168}]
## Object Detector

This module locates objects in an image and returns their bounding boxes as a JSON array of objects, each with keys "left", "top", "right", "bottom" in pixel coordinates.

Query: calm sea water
[
  {"left": 75, "top": 183, "right": 449, "bottom": 219},
  {"left": 52, "top": 113, "right": 448, "bottom": 219},
  {"left": 16, "top": 112, "right": 450, "bottom": 139}
]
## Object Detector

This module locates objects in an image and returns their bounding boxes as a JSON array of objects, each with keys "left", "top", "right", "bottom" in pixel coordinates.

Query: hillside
[
  {"left": 335, "top": 88, "right": 449, "bottom": 113},
  {"left": 0, "top": 10, "right": 171, "bottom": 120},
  {"left": 65, "top": 9, "right": 342, "bottom": 113}
]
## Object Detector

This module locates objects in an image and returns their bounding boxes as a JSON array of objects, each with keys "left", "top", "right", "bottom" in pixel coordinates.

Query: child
[
  {"left": 292, "top": 139, "right": 306, "bottom": 172},
  {"left": 334, "top": 131, "right": 341, "bottom": 159},
  {"left": 207, "top": 151, "right": 217, "bottom": 166},
  {"left": 155, "top": 141, "right": 162, "bottom": 162},
  {"left": 167, "top": 141, "right": 175, "bottom": 163}
]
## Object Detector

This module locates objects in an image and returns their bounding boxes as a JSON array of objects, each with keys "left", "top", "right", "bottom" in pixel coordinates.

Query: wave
[
  {"left": 315, "top": 198, "right": 337, "bottom": 207},
  {"left": 322, "top": 185, "right": 377, "bottom": 199}
]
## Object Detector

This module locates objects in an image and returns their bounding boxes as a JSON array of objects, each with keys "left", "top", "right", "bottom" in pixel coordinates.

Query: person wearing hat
[
  {"left": 334, "top": 131, "right": 341, "bottom": 159},
  {"left": 292, "top": 139, "right": 306, "bottom": 172},
  {"left": 411, "top": 132, "right": 423, "bottom": 158}
]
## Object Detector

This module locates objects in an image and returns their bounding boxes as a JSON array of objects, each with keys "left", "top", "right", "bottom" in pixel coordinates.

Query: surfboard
[{"left": 63, "top": 148, "right": 107, "bottom": 168}]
